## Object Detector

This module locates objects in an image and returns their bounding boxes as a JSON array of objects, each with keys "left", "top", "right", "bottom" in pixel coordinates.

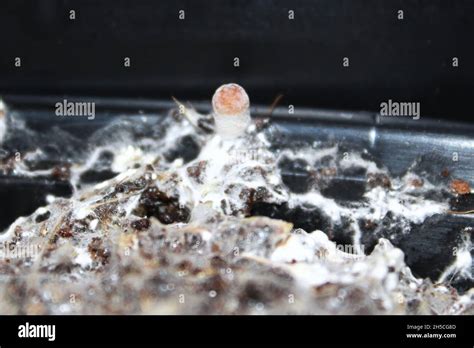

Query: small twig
[
  {"left": 267, "top": 94, "right": 284, "bottom": 117},
  {"left": 172, "top": 96, "right": 203, "bottom": 132},
  {"left": 447, "top": 210, "right": 474, "bottom": 215},
  {"left": 88, "top": 192, "right": 140, "bottom": 209}
]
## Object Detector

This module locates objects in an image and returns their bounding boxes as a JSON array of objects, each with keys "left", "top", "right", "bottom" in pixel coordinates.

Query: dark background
[{"left": 0, "top": 0, "right": 473, "bottom": 120}]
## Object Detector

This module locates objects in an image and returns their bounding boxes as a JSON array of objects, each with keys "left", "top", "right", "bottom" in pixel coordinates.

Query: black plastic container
[{"left": 1, "top": 94, "right": 473, "bottom": 231}]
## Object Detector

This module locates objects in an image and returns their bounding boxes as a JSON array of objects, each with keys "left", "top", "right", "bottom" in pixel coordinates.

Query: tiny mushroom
[{"left": 211, "top": 83, "right": 251, "bottom": 139}]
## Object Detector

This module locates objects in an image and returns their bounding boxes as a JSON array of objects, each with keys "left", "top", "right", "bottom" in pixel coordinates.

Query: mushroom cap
[{"left": 212, "top": 83, "right": 249, "bottom": 116}]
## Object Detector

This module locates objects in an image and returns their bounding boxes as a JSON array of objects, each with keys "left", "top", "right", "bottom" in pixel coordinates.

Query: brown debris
[
  {"left": 51, "top": 164, "right": 71, "bottom": 181},
  {"left": 130, "top": 218, "right": 150, "bottom": 231},
  {"left": 186, "top": 160, "right": 207, "bottom": 183},
  {"left": 367, "top": 173, "right": 391, "bottom": 189},
  {"left": 88, "top": 237, "right": 110, "bottom": 265},
  {"left": 410, "top": 178, "right": 424, "bottom": 188},
  {"left": 134, "top": 186, "right": 190, "bottom": 224},
  {"left": 450, "top": 179, "right": 471, "bottom": 195},
  {"left": 57, "top": 227, "right": 73, "bottom": 238}
]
